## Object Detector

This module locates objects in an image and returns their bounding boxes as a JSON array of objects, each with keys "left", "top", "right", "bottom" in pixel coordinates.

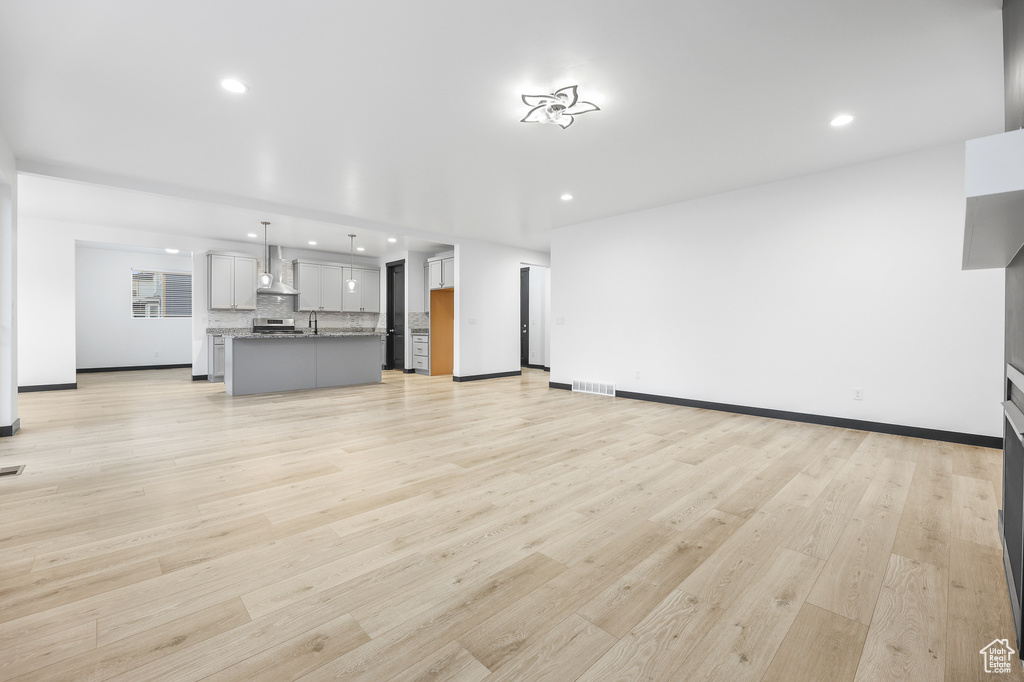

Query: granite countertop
[
  {"left": 409, "top": 328, "right": 429, "bottom": 334},
  {"left": 208, "top": 327, "right": 384, "bottom": 338}
]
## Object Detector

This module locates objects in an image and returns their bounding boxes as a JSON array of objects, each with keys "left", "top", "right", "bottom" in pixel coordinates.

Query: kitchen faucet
[{"left": 308, "top": 309, "right": 318, "bottom": 335}]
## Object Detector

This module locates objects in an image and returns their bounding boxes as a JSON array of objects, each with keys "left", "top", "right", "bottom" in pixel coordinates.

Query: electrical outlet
[
  {"left": 853, "top": 387, "right": 863, "bottom": 401},
  {"left": 154, "top": 352, "right": 160, "bottom": 358},
  {"left": 634, "top": 371, "right": 640, "bottom": 379}
]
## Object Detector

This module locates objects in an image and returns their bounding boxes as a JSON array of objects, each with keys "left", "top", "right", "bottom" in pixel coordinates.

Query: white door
[
  {"left": 209, "top": 255, "right": 235, "bottom": 309},
  {"left": 441, "top": 257, "right": 454, "bottom": 289},
  {"left": 428, "top": 259, "right": 442, "bottom": 289},
  {"left": 233, "top": 256, "right": 258, "bottom": 309},
  {"left": 296, "top": 262, "right": 322, "bottom": 311},
  {"left": 320, "top": 265, "right": 344, "bottom": 312},
  {"left": 360, "top": 269, "right": 381, "bottom": 312}
]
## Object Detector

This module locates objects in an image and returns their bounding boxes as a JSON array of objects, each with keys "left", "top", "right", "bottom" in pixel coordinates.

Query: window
[{"left": 131, "top": 270, "right": 191, "bottom": 318}]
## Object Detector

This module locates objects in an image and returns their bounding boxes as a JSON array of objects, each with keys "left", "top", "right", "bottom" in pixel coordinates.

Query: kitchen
[{"left": 203, "top": 233, "right": 456, "bottom": 395}]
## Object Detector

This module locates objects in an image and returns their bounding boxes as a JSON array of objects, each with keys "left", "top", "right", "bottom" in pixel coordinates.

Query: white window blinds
[{"left": 131, "top": 270, "right": 192, "bottom": 318}]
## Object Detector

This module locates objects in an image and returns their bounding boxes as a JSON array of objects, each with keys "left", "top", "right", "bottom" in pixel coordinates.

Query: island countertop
[{"left": 208, "top": 327, "right": 384, "bottom": 339}]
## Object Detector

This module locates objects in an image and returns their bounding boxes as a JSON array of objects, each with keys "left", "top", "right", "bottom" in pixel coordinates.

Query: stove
[{"left": 252, "top": 318, "right": 305, "bottom": 335}]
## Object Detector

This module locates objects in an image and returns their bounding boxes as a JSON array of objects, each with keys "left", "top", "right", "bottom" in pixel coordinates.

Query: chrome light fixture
[
  {"left": 520, "top": 85, "right": 599, "bottom": 129},
  {"left": 346, "top": 234, "right": 358, "bottom": 293},
  {"left": 258, "top": 221, "right": 274, "bottom": 289}
]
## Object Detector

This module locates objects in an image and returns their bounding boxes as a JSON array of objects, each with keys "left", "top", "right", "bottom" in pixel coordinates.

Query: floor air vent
[
  {"left": 0, "top": 465, "right": 24, "bottom": 478},
  {"left": 572, "top": 380, "right": 615, "bottom": 397}
]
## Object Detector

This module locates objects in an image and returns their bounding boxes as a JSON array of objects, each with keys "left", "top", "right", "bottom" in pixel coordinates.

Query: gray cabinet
[
  {"left": 412, "top": 333, "right": 429, "bottom": 374},
  {"left": 427, "top": 257, "right": 454, "bottom": 290},
  {"left": 208, "top": 253, "right": 258, "bottom": 310},
  {"left": 208, "top": 334, "right": 225, "bottom": 382},
  {"left": 295, "top": 261, "right": 343, "bottom": 312},
  {"left": 342, "top": 267, "right": 381, "bottom": 313}
]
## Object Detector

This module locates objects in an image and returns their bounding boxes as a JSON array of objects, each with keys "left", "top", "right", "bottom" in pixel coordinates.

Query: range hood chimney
[
  {"left": 963, "top": 128, "right": 1024, "bottom": 270},
  {"left": 258, "top": 245, "right": 300, "bottom": 295}
]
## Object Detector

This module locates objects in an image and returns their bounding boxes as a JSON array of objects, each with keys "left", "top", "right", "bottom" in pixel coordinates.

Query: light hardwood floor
[{"left": 0, "top": 367, "right": 1019, "bottom": 681}]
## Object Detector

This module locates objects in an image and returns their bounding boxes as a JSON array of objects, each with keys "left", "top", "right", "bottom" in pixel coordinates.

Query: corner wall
[
  {"left": 75, "top": 246, "right": 193, "bottom": 369},
  {"left": 453, "top": 240, "right": 549, "bottom": 379},
  {"left": 0, "top": 127, "right": 15, "bottom": 432},
  {"left": 551, "top": 143, "right": 1004, "bottom": 438}
]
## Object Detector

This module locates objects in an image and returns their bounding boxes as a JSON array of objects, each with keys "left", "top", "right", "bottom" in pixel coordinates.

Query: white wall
[
  {"left": 551, "top": 143, "right": 1005, "bottom": 438},
  {"left": 19, "top": 218, "right": 268, "bottom": 386},
  {"left": 0, "top": 126, "right": 15, "bottom": 429},
  {"left": 527, "top": 266, "right": 550, "bottom": 367},
  {"left": 75, "top": 246, "right": 192, "bottom": 369},
  {"left": 454, "top": 240, "right": 549, "bottom": 378}
]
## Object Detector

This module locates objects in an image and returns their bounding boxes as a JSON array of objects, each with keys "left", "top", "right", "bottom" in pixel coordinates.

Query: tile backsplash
[
  {"left": 409, "top": 312, "right": 429, "bottom": 330},
  {"left": 208, "top": 295, "right": 384, "bottom": 330}
]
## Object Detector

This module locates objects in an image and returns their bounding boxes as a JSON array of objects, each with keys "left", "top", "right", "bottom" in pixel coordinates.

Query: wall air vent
[
  {"left": 0, "top": 465, "right": 25, "bottom": 478},
  {"left": 572, "top": 380, "right": 615, "bottom": 397}
]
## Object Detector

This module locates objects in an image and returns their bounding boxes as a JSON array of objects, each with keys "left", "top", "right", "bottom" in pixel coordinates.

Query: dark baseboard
[
  {"left": 615, "top": 389, "right": 1003, "bottom": 450},
  {"left": 453, "top": 370, "right": 522, "bottom": 382},
  {"left": 0, "top": 418, "right": 20, "bottom": 437},
  {"left": 544, "top": 366, "right": 550, "bottom": 372},
  {"left": 549, "top": 382, "right": 571, "bottom": 390},
  {"left": 524, "top": 363, "right": 547, "bottom": 370},
  {"left": 19, "top": 383, "right": 77, "bottom": 393},
  {"left": 192, "top": 374, "right": 210, "bottom": 382},
  {"left": 78, "top": 363, "right": 192, "bottom": 374},
  {"left": 403, "top": 369, "right": 416, "bottom": 374}
]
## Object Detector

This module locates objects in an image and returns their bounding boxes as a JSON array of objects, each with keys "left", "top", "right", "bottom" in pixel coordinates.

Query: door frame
[
  {"left": 520, "top": 267, "right": 530, "bottom": 367},
  {"left": 386, "top": 259, "right": 405, "bottom": 371}
]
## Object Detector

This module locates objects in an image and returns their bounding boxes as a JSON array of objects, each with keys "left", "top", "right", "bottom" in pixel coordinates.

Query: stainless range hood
[
  {"left": 963, "top": 128, "right": 1024, "bottom": 270},
  {"left": 257, "top": 245, "right": 300, "bottom": 295}
]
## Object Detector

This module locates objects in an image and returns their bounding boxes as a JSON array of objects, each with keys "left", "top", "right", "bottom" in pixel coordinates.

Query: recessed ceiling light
[
  {"left": 561, "top": 193, "right": 573, "bottom": 201},
  {"left": 247, "top": 233, "right": 258, "bottom": 238},
  {"left": 829, "top": 114, "right": 855, "bottom": 127},
  {"left": 308, "top": 241, "right": 317, "bottom": 246},
  {"left": 165, "top": 248, "right": 179, "bottom": 254},
  {"left": 356, "top": 246, "right": 365, "bottom": 252},
  {"left": 387, "top": 237, "right": 397, "bottom": 243},
  {"left": 221, "top": 78, "right": 249, "bottom": 94}
]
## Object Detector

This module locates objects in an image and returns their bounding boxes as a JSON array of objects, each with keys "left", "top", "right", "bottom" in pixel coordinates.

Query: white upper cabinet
[
  {"left": 427, "top": 256, "right": 454, "bottom": 290},
  {"left": 320, "top": 265, "right": 344, "bottom": 311},
  {"left": 427, "top": 259, "right": 442, "bottom": 290},
  {"left": 208, "top": 253, "right": 258, "bottom": 310},
  {"left": 295, "top": 261, "right": 344, "bottom": 312},
  {"left": 342, "top": 267, "right": 381, "bottom": 313}
]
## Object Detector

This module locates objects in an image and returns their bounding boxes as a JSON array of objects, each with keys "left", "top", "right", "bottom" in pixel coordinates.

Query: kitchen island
[{"left": 220, "top": 331, "right": 383, "bottom": 396}]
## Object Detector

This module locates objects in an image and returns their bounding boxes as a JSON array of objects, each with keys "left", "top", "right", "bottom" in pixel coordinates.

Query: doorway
[
  {"left": 520, "top": 267, "right": 529, "bottom": 367},
  {"left": 386, "top": 260, "right": 405, "bottom": 370}
]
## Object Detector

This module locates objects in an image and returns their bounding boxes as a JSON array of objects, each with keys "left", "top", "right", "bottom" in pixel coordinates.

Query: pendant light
[
  {"left": 258, "top": 221, "right": 274, "bottom": 289},
  {"left": 346, "top": 234, "right": 358, "bottom": 293}
]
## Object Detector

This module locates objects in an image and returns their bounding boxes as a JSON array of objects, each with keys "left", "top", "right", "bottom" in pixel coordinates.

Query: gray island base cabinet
[{"left": 224, "top": 335, "right": 382, "bottom": 396}]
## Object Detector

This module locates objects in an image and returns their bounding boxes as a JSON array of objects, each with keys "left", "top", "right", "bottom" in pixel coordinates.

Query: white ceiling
[{"left": 0, "top": 0, "right": 1006, "bottom": 254}]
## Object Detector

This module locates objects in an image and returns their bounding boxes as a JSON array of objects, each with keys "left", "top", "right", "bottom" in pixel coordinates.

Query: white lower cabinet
[
  {"left": 208, "top": 335, "right": 225, "bottom": 382},
  {"left": 412, "top": 334, "right": 429, "bottom": 374}
]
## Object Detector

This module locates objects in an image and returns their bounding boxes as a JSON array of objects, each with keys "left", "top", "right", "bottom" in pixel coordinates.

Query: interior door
[
  {"left": 521, "top": 267, "right": 529, "bottom": 366},
  {"left": 386, "top": 260, "right": 405, "bottom": 370}
]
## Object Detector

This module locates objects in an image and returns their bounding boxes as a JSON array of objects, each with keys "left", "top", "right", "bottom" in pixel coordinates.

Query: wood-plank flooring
[{"left": 0, "top": 368, "right": 1018, "bottom": 681}]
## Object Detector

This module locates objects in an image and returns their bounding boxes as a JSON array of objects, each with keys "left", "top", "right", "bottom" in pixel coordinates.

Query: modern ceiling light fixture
[
  {"left": 221, "top": 78, "right": 249, "bottom": 94},
  {"left": 561, "top": 193, "right": 573, "bottom": 201},
  {"left": 165, "top": 248, "right": 180, "bottom": 254},
  {"left": 830, "top": 113, "right": 855, "bottom": 127},
  {"left": 258, "top": 221, "right": 274, "bottom": 288},
  {"left": 346, "top": 234, "right": 358, "bottom": 293},
  {"left": 520, "top": 85, "right": 599, "bottom": 129}
]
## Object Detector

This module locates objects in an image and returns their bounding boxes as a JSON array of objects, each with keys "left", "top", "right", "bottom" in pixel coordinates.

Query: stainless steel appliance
[{"left": 252, "top": 318, "right": 305, "bottom": 334}]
